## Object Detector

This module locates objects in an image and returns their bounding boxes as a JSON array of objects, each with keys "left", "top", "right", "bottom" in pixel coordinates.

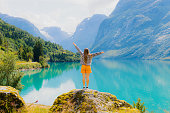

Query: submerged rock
[
  {"left": 0, "top": 86, "right": 25, "bottom": 113},
  {"left": 49, "top": 89, "right": 139, "bottom": 113}
]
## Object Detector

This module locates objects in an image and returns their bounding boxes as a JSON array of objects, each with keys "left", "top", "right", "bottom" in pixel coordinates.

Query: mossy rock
[
  {"left": 0, "top": 86, "right": 26, "bottom": 113},
  {"left": 49, "top": 89, "right": 140, "bottom": 113}
]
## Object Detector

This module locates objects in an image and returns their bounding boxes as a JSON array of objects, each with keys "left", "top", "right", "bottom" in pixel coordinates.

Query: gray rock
[{"left": 49, "top": 89, "right": 139, "bottom": 113}]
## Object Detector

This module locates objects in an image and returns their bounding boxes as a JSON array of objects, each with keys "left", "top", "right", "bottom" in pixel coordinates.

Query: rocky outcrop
[
  {"left": 0, "top": 86, "right": 25, "bottom": 113},
  {"left": 49, "top": 89, "right": 139, "bottom": 113}
]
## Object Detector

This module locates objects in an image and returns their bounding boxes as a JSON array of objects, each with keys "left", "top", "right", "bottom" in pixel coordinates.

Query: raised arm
[
  {"left": 92, "top": 51, "right": 104, "bottom": 57},
  {"left": 73, "top": 42, "right": 83, "bottom": 55}
]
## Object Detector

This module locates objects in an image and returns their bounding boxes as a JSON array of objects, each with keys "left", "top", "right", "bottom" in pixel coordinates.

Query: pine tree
[
  {"left": 0, "top": 32, "right": 3, "bottom": 45},
  {"left": 3, "top": 39, "right": 9, "bottom": 52},
  {"left": 26, "top": 47, "right": 33, "bottom": 61},
  {"left": 27, "top": 52, "right": 33, "bottom": 62},
  {"left": 33, "top": 41, "right": 43, "bottom": 62},
  {"left": 18, "top": 45, "right": 24, "bottom": 60}
]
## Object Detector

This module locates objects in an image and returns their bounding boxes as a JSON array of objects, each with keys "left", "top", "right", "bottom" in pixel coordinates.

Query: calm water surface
[{"left": 20, "top": 59, "right": 170, "bottom": 112}]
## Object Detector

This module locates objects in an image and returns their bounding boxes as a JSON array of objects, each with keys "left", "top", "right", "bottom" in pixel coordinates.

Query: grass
[
  {"left": 16, "top": 61, "right": 42, "bottom": 70},
  {"left": 26, "top": 103, "right": 50, "bottom": 113},
  {"left": 112, "top": 108, "right": 140, "bottom": 113}
]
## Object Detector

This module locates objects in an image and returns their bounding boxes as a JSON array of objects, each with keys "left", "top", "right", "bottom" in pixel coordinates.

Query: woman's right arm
[{"left": 73, "top": 42, "right": 83, "bottom": 55}]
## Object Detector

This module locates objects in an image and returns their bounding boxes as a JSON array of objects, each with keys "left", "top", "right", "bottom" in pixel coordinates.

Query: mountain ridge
[{"left": 0, "top": 13, "right": 47, "bottom": 40}]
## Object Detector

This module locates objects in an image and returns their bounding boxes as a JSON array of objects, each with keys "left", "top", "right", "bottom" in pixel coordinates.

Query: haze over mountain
[
  {"left": 61, "top": 14, "right": 107, "bottom": 52},
  {"left": 41, "top": 27, "right": 70, "bottom": 44},
  {"left": 91, "top": 0, "right": 170, "bottom": 59},
  {"left": 0, "top": 13, "right": 47, "bottom": 40},
  {"left": 0, "top": 13, "right": 107, "bottom": 52}
]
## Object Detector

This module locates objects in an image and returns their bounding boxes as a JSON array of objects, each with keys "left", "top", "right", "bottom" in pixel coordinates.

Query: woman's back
[
  {"left": 73, "top": 42, "right": 104, "bottom": 65},
  {"left": 80, "top": 54, "right": 93, "bottom": 66}
]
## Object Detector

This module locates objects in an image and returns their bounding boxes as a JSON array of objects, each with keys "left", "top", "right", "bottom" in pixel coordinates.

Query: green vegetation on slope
[
  {"left": 0, "top": 52, "right": 23, "bottom": 90},
  {"left": 0, "top": 18, "right": 80, "bottom": 62}
]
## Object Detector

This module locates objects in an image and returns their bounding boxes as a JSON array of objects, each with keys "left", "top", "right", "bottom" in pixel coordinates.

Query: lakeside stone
[
  {"left": 0, "top": 86, "right": 25, "bottom": 113},
  {"left": 49, "top": 89, "right": 140, "bottom": 113},
  {"left": 0, "top": 86, "right": 140, "bottom": 112}
]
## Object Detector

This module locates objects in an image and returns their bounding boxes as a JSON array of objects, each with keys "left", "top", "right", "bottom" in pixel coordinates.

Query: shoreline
[
  {"left": 19, "top": 68, "right": 42, "bottom": 71},
  {"left": 17, "top": 61, "right": 80, "bottom": 71}
]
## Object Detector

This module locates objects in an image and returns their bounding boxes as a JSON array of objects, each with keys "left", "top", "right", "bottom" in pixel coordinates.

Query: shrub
[
  {"left": 39, "top": 56, "right": 49, "bottom": 68},
  {"left": 0, "top": 52, "right": 23, "bottom": 90},
  {"left": 133, "top": 98, "right": 146, "bottom": 113}
]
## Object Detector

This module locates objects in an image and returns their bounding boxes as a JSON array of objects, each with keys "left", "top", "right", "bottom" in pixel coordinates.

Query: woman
[{"left": 73, "top": 42, "right": 104, "bottom": 89}]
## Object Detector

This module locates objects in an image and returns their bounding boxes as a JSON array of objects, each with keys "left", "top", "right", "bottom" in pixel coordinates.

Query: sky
[{"left": 0, "top": 0, "right": 119, "bottom": 33}]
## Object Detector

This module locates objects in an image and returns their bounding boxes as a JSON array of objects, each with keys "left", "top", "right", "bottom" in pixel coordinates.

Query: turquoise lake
[{"left": 20, "top": 59, "right": 170, "bottom": 112}]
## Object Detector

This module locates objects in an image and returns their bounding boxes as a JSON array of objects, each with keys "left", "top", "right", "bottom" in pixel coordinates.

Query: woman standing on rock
[{"left": 73, "top": 42, "right": 104, "bottom": 89}]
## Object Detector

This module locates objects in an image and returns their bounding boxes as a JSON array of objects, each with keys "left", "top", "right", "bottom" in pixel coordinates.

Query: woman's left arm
[{"left": 92, "top": 51, "right": 104, "bottom": 57}]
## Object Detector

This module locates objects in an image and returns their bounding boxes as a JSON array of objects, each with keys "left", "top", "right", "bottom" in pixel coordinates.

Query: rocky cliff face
[
  {"left": 49, "top": 89, "right": 139, "bottom": 113},
  {"left": 61, "top": 14, "right": 107, "bottom": 52},
  {"left": 91, "top": 0, "right": 170, "bottom": 59}
]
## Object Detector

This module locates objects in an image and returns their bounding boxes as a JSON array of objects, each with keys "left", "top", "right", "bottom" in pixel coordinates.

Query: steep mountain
[
  {"left": 0, "top": 13, "right": 47, "bottom": 40},
  {"left": 41, "top": 27, "right": 70, "bottom": 43},
  {"left": 61, "top": 14, "right": 107, "bottom": 52},
  {"left": 91, "top": 0, "right": 170, "bottom": 59}
]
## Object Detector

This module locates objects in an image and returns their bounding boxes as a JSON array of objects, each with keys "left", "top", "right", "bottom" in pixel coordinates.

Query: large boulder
[
  {"left": 0, "top": 86, "right": 25, "bottom": 113},
  {"left": 49, "top": 89, "right": 139, "bottom": 113}
]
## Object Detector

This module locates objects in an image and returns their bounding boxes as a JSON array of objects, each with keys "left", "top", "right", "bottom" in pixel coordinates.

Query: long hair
[{"left": 84, "top": 48, "right": 89, "bottom": 65}]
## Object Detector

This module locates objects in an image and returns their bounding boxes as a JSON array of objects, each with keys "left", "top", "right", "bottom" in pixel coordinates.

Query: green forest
[{"left": 0, "top": 18, "right": 80, "bottom": 63}]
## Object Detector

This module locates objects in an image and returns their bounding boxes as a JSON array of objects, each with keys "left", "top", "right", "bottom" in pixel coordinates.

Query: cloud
[
  {"left": 88, "top": 0, "right": 119, "bottom": 14},
  {"left": 0, "top": 0, "right": 119, "bottom": 33}
]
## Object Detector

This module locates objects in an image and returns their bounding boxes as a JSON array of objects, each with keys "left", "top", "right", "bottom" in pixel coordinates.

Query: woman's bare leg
[
  {"left": 82, "top": 73, "right": 86, "bottom": 87},
  {"left": 86, "top": 73, "right": 90, "bottom": 87}
]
